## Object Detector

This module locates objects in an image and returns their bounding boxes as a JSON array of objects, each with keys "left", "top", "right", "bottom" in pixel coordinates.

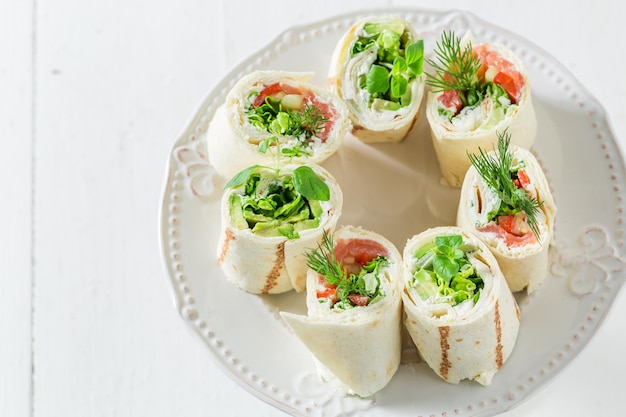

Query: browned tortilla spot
[
  {"left": 218, "top": 228, "right": 235, "bottom": 264},
  {"left": 439, "top": 326, "right": 451, "bottom": 380},
  {"left": 475, "top": 186, "right": 483, "bottom": 213},
  {"left": 261, "top": 241, "right": 285, "bottom": 294},
  {"left": 495, "top": 300, "right": 504, "bottom": 369}
]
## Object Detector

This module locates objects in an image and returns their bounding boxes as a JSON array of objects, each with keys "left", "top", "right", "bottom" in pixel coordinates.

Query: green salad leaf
[
  {"left": 225, "top": 165, "right": 328, "bottom": 239},
  {"left": 409, "top": 234, "right": 484, "bottom": 306}
]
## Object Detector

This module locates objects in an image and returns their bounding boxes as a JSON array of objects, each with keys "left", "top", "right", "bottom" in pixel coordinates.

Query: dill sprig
[
  {"left": 306, "top": 230, "right": 387, "bottom": 308},
  {"left": 305, "top": 230, "right": 345, "bottom": 285},
  {"left": 425, "top": 31, "right": 483, "bottom": 106},
  {"left": 467, "top": 130, "right": 543, "bottom": 238},
  {"left": 290, "top": 103, "right": 329, "bottom": 140}
]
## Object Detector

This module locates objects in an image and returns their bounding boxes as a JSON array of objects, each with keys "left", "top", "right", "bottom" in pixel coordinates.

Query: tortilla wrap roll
[
  {"left": 207, "top": 70, "right": 351, "bottom": 179},
  {"left": 426, "top": 31, "right": 537, "bottom": 187},
  {"left": 402, "top": 226, "right": 520, "bottom": 385},
  {"left": 280, "top": 225, "right": 403, "bottom": 397},
  {"left": 328, "top": 16, "right": 426, "bottom": 143},
  {"left": 217, "top": 163, "right": 343, "bottom": 294},
  {"left": 457, "top": 136, "right": 556, "bottom": 293}
]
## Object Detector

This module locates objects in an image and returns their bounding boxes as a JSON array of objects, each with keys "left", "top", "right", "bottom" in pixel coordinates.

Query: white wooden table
[{"left": 3, "top": 1, "right": 625, "bottom": 416}]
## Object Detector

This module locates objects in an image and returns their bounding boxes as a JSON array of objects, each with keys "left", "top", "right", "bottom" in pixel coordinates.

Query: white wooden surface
[{"left": 2, "top": 1, "right": 625, "bottom": 416}]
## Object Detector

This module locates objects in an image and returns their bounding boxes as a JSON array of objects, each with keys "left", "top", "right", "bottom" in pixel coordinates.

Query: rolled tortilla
[
  {"left": 328, "top": 16, "right": 426, "bottom": 143},
  {"left": 207, "top": 70, "right": 351, "bottom": 179},
  {"left": 280, "top": 225, "right": 403, "bottom": 397},
  {"left": 457, "top": 145, "right": 556, "bottom": 293},
  {"left": 402, "top": 226, "right": 520, "bottom": 385},
  {"left": 426, "top": 32, "right": 537, "bottom": 187},
  {"left": 217, "top": 163, "right": 343, "bottom": 294}
]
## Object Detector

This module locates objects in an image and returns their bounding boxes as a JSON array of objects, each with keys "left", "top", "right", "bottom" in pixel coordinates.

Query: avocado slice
[
  {"left": 308, "top": 199, "right": 323, "bottom": 218},
  {"left": 228, "top": 194, "right": 249, "bottom": 230},
  {"left": 363, "top": 21, "right": 405, "bottom": 36},
  {"left": 294, "top": 219, "right": 320, "bottom": 232}
]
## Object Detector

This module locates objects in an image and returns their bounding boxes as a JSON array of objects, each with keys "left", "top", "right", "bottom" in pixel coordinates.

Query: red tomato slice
[
  {"left": 347, "top": 293, "right": 370, "bottom": 306},
  {"left": 497, "top": 213, "right": 531, "bottom": 237},
  {"left": 473, "top": 44, "right": 523, "bottom": 104},
  {"left": 496, "top": 215, "right": 516, "bottom": 235},
  {"left": 437, "top": 89, "right": 463, "bottom": 115},
  {"left": 316, "top": 286, "right": 337, "bottom": 301},
  {"left": 316, "top": 274, "right": 337, "bottom": 301},
  {"left": 493, "top": 70, "right": 523, "bottom": 104},
  {"left": 516, "top": 169, "right": 531, "bottom": 188}
]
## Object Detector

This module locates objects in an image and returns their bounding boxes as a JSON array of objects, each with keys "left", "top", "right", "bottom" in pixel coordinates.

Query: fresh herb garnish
[
  {"left": 425, "top": 31, "right": 483, "bottom": 107},
  {"left": 292, "top": 165, "right": 330, "bottom": 201},
  {"left": 306, "top": 231, "right": 388, "bottom": 309},
  {"left": 306, "top": 230, "right": 345, "bottom": 285},
  {"left": 467, "top": 129, "right": 543, "bottom": 238},
  {"left": 410, "top": 234, "right": 483, "bottom": 306},
  {"left": 223, "top": 164, "right": 263, "bottom": 189}
]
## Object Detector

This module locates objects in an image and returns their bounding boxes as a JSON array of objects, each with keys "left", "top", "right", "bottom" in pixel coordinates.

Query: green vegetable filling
[
  {"left": 426, "top": 31, "right": 516, "bottom": 120},
  {"left": 409, "top": 234, "right": 484, "bottom": 306},
  {"left": 468, "top": 130, "right": 543, "bottom": 238},
  {"left": 351, "top": 21, "right": 424, "bottom": 110},
  {"left": 306, "top": 231, "right": 388, "bottom": 310},
  {"left": 225, "top": 165, "right": 329, "bottom": 240},
  {"left": 246, "top": 92, "right": 328, "bottom": 157}
]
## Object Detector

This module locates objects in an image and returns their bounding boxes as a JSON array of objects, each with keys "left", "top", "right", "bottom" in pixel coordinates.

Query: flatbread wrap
[
  {"left": 280, "top": 226, "right": 403, "bottom": 397},
  {"left": 425, "top": 31, "right": 537, "bottom": 187},
  {"left": 402, "top": 226, "right": 520, "bottom": 385},
  {"left": 457, "top": 131, "right": 556, "bottom": 293},
  {"left": 217, "top": 163, "right": 343, "bottom": 294},
  {"left": 328, "top": 16, "right": 426, "bottom": 143},
  {"left": 207, "top": 70, "right": 351, "bottom": 179}
]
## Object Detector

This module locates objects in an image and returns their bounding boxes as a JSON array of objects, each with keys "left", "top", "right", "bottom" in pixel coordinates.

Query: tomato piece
[
  {"left": 437, "top": 90, "right": 463, "bottom": 115},
  {"left": 316, "top": 274, "right": 338, "bottom": 302},
  {"left": 496, "top": 215, "right": 516, "bottom": 235},
  {"left": 316, "top": 286, "right": 337, "bottom": 302},
  {"left": 493, "top": 70, "right": 523, "bottom": 104},
  {"left": 347, "top": 293, "right": 369, "bottom": 306},
  {"left": 516, "top": 169, "right": 531, "bottom": 188},
  {"left": 472, "top": 44, "right": 523, "bottom": 104},
  {"left": 497, "top": 212, "right": 530, "bottom": 237}
]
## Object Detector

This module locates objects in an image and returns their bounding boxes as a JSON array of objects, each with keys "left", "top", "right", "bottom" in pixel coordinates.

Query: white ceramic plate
[{"left": 159, "top": 8, "right": 626, "bottom": 417}]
